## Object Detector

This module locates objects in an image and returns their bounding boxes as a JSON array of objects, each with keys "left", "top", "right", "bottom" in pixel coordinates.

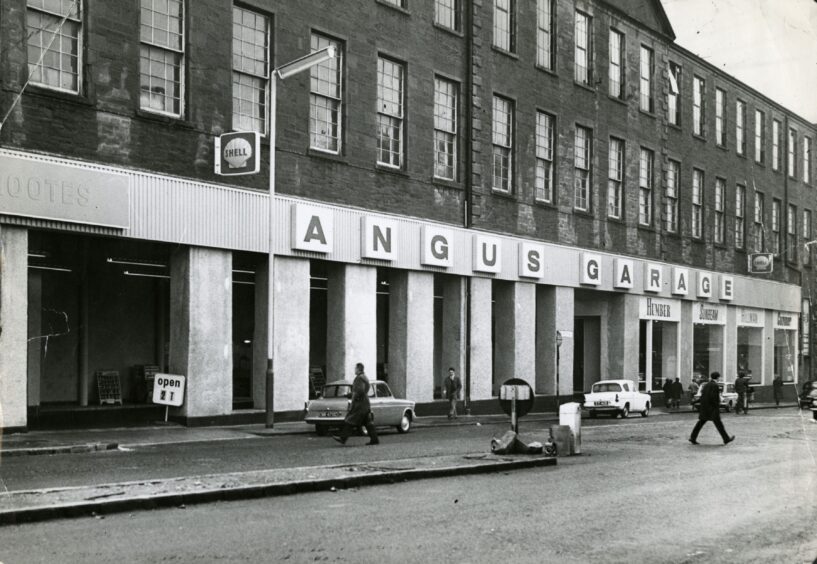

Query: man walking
[
  {"left": 734, "top": 371, "right": 748, "bottom": 414},
  {"left": 333, "top": 362, "right": 379, "bottom": 446},
  {"left": 773, "top": 375, "right": 783, "bottom": 407},
  {"left": 444, "top": 367, "right": 462, "bottom": 419},
  {"left": 689, "top": 372, "right": 735, "bottom": 445}
]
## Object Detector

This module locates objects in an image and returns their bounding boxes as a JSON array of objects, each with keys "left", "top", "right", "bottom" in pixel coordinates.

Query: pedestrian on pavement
[
  {"left": 333, "top": 362, "right": 379, "bottom": 446},
  {"left": 734, "top": 371, "right": 748, "bottom": 414},
  {"left": 662, "top": 377, "right": 673, "bottom": 408},
  {"left": 671, "top": 377, "right": 684, "bottom": 409},
  {"left": 773, "top": 375, "right": 783, "bottom": 407},
  {"left": 444, "top": 367, "right": 462, "bottom": 419},
  {"left": 689, "top": 372, "right": 735, "bottom": 446},
  {"left": 688, "top": 379, "right": 700, "bottom": 406}
]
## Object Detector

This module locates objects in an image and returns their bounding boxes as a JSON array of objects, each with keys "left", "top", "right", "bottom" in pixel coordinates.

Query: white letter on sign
[
  {"left": 291, "top": 203, "right": 333, "bottom": 253},
  {"left": 581, "top": 253, "right": 601, "bottom": 285}
]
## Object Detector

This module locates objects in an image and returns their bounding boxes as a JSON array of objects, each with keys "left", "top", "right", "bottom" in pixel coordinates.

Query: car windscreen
[
  {"left": 323, "top": 385, "right": 352, "bottom": 398},
  {"left": 592, "top": 383, "right": 622, "bottom": 393},
  {"left": 374, "top": 383, "right": 392, "bottom": 398}
]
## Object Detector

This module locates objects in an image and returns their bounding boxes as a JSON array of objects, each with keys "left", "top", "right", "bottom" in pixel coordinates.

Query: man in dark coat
[
  {"left": 444, "top": 367, "right": 462, "bottom": 419},
  {"left": 662, "top": 378, "right": 673, "bottom": 408},
  {"left": 689, "top": 372, "right": 735, "bottom": 445},
  {"left": 671, "top": 377, "right": 684, "bottom": 409},
  {"left": 333, "top": 362, "right": 379, "bottom": 445},
  {"left": 734, "top": 371, "right": 748, "bottom": 414}
]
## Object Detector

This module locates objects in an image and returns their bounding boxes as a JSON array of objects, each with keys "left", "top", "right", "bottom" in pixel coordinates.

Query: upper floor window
[
  {"left": 535, "top": 112, "right": 555, "bottom": 203},
  {"left": 788, "top": 128, "right": 797, "bottom": 179},
  {"left": 805, "top": 137, "right": 813, "bottom": 184},
  {"left": 735, "top": 184, "right": 745, "bottom": 250},
  {"left": 435, "top": 0, "right": 460, "bottom": 31},
  {"left": 607, "top": 137, "right": 623, "bottom": 218},
  {"left": 493, "top": 0, "right": 515, "bottom": 53},
  {"left": 376, "top": 56, "right": 404, "bottom": 168},
  {"left": 574, "top": 125, "right": 592, "bottom": 211},
  {"left": 574, "top": 11, "right": 592, "bottom": 85},
  {"left": 714, "top": 177, "right": 725, "bottom": 244},
  {"left": 140, "top": 0, "right": 184, "bottom": 116},
  {"left": 771, "top": 199, "right": 781, "bottom": 254},
  {"left": 754, "top": 190, "right": 765, "bottom": 252},
  {"left": 787, "top": 204, "right": 797, "bottom": 263},
  {"left": 772, "top": 120, "right": 781, "bottom": 171},
  {"left": 608, "top": 30, "right": 624, "bottom": 99},
  {"left": 735, "top": 99, "right": 746, "bottom": 155},
  {"left": 804, "top": 209, "right": 812, "bottom": 265},
  {"left": 638, "top": 148, "right": 653, "bottom": 225},
  {"left": 692, "top": 76, "right": 705, "bottom": 136},
  {"left": 26, "top": 0, "right": 82, "bottom": 93},
  {"left": 310, "top": 34, "right": 343, "bottom": 153},
  {"left": 232, "top": 6, "right": 269, "bottom": 134},
  {"left": 715, "top": 90, "right": 726, "bottom": 148},
  {"left": 492, "top": 95, "right": 513, "bottom": 193},
  {"left": 433, "top": 77, "right": 458, "bottom": 180},
  {"left": 754, "top": 109, "right": 765, "bottom": 164},
  {"left": 665, "top": 159, "right": 680, "bottom": 233},
  {"left": 639, "top": 45, "right": 653, "bottom": 112},
  {"left": 536, "top": 0, "right": 554, "bottom": 70},
  {"left": 691, "top": 168, "right": 703, "bottom": 238},
  {"left": 667, "top": 62, "right": 680, "bottom": 126}
]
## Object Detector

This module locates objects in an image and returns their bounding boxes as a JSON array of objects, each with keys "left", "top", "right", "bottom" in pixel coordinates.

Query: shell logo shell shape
[{"left": 223, "top": 137, "right": 252, "bottom": 168}]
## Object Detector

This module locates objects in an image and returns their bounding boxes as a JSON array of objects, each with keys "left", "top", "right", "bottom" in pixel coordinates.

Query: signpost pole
[
  {"left": 556, "top": 331, "right": 562, "bottom": 410},
  {"left": 511, "top": 387, "right": 517, "bottom": 433},
  {"left": 165, "top": 405, "right": 169, "bottom": 424}
]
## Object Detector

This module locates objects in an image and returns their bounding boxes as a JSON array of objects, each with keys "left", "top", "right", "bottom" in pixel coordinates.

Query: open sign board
[{"left": 152, "top": 373, "right": 186, "bottom": 407}]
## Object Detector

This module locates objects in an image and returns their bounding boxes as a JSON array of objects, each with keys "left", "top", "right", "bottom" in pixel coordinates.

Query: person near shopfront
[
  {"left": 688, "top": 379, "right": 700, "bottom": 406},
  {"left": 734, "top": 371, "right": 749, "bottom": 414},
  {"left": 689, "top": 372, "right": 735, "bottom": 445},
  {"left": 773, "top": 375, "right": 783, "bottom": 407},
  {"left": 662, "top": 377, "right": 673, "bottom": 408},
  {"left": 333, "top": 363, "right": 379, "bottom": 446},
  {"left": 443, "top": 367, "right": 462, "bottom": 419},
  {"left": 671, "top": 377, "right": 684, "bottom": 409}
]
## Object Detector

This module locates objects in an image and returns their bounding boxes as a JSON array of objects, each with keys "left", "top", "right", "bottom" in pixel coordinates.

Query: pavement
[{"left": 0, "top": 401, "right": 800, "bottom": 525}]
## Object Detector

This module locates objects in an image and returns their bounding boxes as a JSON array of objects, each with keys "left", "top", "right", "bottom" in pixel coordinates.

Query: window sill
[
  {"left": 375, "top": 0, "right": 410, "bottom": 15},
  {"left": 573, "top": 81, "right": 596, "bottom": 94},
  {"left": 491, "top": 46, "right": 519, "bottom": 60},
  {"left": 375, "top": 163, "right": 409, "bottom": 177},
  {"left": 573, "top": 208, "right": 594, "bottom": 219},
  {"left": 535, "top": 65, "right": 558, "bottom": 77},
  {"left": 636, "top": 222, "right": 656, "bottom": 234},
  {"left": 638, "top": 108, "right": 656, "bottom": 119},
  {"left": 533, "top": 199, "right": 556, "bottom": 209},
  {"left": 431, "top": 176, "right": 462, "bottom": 190},
  {"left": 606, "top": 215, "right": 626, "bottom": 225},
  {"left": 754, "top": 160, "right": 766, "bottom": 168},
  {"left": 308, "top": 148, "right": 346, "bottom": 163},
  {"left": 490, "top": 188, "right": 517, "bottom": 201},
  {"left": 135, "top": 109, "right": 194, "bottom": 129},
  {"left": 668, "top": 122, "right": 682, "bottom": 132},
  {"left": 716, "top": 144, "right": 728, "bottom": 152},
  {"left": 432, "top": 23, "right": 464, "bottom": 38},
  {"left": 22, "top": 85, "right": 94, "bottom": 107},
  {"left": 692, "top": 133, "right": 707, "bottom": 143},
  {"left": 608, "top": 95, "right": 628, "bottom": 107}
]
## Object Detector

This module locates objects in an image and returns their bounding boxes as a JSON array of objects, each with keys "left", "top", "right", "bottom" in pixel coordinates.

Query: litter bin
[{"left": 559, "top": 402, "right": 582, "bottom": 454}]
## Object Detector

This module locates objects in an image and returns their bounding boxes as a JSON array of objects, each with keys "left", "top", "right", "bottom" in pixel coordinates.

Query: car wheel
[
  {"left": 589, "top": 410, "right": 597, "bottom": 419},
  {"left": 641, "top": 403, "right": 650, "bottom": 417},
  {"left": 620, "top": 405, "right": 630, "bottom": 418},
  {"left": 396, "top": 413, "right": 412, "bottom": 433},
  {"left": 315, "top": 424, "right": 329, "bottom": 436}
]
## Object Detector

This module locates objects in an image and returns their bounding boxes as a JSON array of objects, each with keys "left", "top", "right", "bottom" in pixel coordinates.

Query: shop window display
[
  {"left": 693, "top": 324, "right": 724, "bottom": 383},
  {"left": 774, "top": 329, "right": 796, "bottom": 383}
]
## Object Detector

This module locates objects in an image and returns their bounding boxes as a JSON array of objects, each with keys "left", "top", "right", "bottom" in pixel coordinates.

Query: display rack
[{"left": 96, "top": 370, "right": 123, "bottom": 405}]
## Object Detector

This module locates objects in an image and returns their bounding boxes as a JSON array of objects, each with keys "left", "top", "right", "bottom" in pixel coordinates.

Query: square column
[
  {"left": 388, "top": 271, "right": 434, "bottom": 401},
  {"left": 169, "top": 246, "right": 232, "bottom": 418},
  {"left": 27, "top": 270, "right": 42, "bottom": 408},
  {"left": 536, "top": 286, "right": 575, "bottom": 395},
  {"left": 468, "top": 277, "right": 493, "bottom": 400},
  {"left": 252, "top": 258, "right": 269, "bottom": 408},
  {"left": 326, "top": 264, "right": 376, "bottom": 382},
  {"left": 272, "top": 256, "right": 311, "bottom": 412},
  {"left": 680, "top": 301, "right": 694, "bottom": 382},
  {"left": 0, "top": 227, "right": 29, "bottom": 430},
  {"left": 607, "top": 293, "right": 640, "bottom": 388},
  {"left": 493, "top": 281, "right": 536, "bottom": 391}
]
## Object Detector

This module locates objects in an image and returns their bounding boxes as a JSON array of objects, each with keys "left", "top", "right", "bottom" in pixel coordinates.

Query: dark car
[{"left": 798, "top": 380, "right": 817, "bottom": 410}]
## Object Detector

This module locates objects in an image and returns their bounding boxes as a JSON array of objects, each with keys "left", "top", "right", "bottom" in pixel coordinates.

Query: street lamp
[{"left": 266, "top": 45, "right": 335, "bottom": 428}]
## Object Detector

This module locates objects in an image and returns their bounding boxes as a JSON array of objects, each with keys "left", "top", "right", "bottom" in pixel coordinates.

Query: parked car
[
  {"left": 798, "top": 380, "right": 817, "bottom": 410},
  {"left": 304, "top": 379, "right": 415, "bottom": 436},
  {"left": 691, "top": 381, "right": 738, "bottom": 412},
  {"left": 583, "top": 379, "right": 651, "bottom": 419}
]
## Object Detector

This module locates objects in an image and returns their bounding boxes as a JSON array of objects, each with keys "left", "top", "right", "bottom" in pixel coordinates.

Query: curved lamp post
[{"left": 266, "top": 46, "right": 335, "bottom": 428}]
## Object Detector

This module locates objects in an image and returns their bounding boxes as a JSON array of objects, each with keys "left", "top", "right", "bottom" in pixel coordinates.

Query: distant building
[{"left": 0, "top": 0, "right": 813, "bottom": 431}]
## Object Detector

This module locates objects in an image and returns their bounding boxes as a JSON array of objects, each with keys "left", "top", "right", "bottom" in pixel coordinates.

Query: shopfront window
[
  {"left": 774, "top": 329, "right": 796, "bottom": 383},
  {"left": 639, "top": 319, "right": 679, "bottom": 392},
  {"left": 737, "top": 326, "right": 763, "bottom": 383},
  {"left": 693, "top": 324, "right": 724, "bottom": 382}
]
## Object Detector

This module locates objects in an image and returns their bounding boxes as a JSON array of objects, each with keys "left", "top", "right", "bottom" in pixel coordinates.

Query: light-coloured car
[
  {"left": 583, "top": 379, "right": 651, "bottom": 419},
  {"left": 691, "top": 381, "right": 738, "bottom": 412},
  {"left": 304, "top": 380, "right": 415, "bottom": 436}
]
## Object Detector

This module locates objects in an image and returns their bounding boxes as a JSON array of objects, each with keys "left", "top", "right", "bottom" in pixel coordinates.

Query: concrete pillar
[
  {"left": 252, "top": 258, "right": 269, "bottom": 409},
  {"left": 680, "top": 301, "right": 694, "bottom": 382},
  {"left": 272, "top": 257, "right": 310, "bottom": 412},
  {"left": 388, "top": 270, "right": 434, "bottom": 401},
  {"left": 468, "top": 277, "right": 493, "bottom": 400},
  {"left": 608, "top": 293, "right": 640, "bottom": 389},
  {"left": 725, "top": 306, "right": 738, "bottom": 381},
  {"left": 27, "top": 271, "right": 42, "bottom": 408},
  {"left": 441, "top": 276, "right": 466, "bottom": 388},
  {"left": 0, "top": 227, "right": 29, "bottom": 430},
  {"left": 536, "top": 286, "right": 575, "bottom": 395},
  {"left": 169, "top": 246, "right": 232, "bottom": 419},
  {"left": 763, "top": 309, "right": 775, "bottom": 384},
  {"left": 494, "top": 281, "right": 537, "bottom": 390},
  {"left": 326, "top": 264, "right": 376, "bottom": 383}
]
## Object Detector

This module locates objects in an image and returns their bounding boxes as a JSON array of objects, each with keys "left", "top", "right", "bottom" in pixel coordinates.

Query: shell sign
[{"left": 215, "top": 131, "right": 261, "bottom": 176}]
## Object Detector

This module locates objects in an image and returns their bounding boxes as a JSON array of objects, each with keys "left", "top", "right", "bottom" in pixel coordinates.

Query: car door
[{"left": 370, "top": 383, "right": 397, "bottom": 425}]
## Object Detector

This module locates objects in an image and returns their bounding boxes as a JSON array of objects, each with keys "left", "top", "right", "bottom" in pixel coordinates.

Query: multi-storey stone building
[{"left": 0, "top": 0, "right": 813, "bottom": 430}]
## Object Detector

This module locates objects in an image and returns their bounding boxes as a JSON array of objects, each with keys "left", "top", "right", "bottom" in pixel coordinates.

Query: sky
[{"left": 661, "top": 0, "right": 817, "bottom": 123}]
